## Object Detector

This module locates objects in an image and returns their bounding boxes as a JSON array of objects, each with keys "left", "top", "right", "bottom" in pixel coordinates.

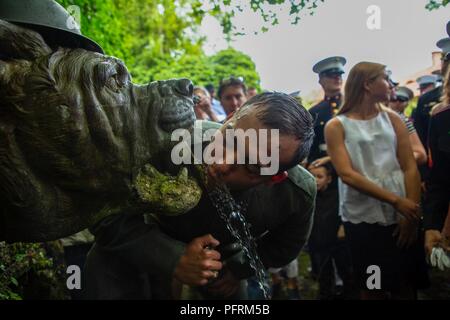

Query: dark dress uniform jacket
[
  {"left": 424, "top": 105, "right": 450, "bottom": 231},
  {"left": 413, "top": 86, "right": 443, "bottom": 181},
  {"left": 84, "top": 121, "right": 317, "bottom": 299},
  {"left": 308, "top": 96, "right": 341, "bottom": 163}
]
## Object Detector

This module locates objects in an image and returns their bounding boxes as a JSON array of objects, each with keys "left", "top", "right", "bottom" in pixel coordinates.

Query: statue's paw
[
  {"left": 142, "top": 163, "right": 160, "bottom": 178},
  {"left": 134, "top": 165, "right": 202, "bottom": 216}
]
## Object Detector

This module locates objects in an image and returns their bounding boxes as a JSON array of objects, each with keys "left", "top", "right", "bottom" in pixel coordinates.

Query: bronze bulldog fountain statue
[{"left": 0, "top": 19, "right": 202, "bottom": 242}]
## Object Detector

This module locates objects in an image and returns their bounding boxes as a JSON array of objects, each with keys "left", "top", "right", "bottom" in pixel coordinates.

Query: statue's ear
[{"left": 0, "top": 19, "right": 52, "bottom": 60}]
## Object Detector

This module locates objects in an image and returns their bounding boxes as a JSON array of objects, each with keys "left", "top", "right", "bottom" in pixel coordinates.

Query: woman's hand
[
  {"left": 425, "top": 229, "right": 442, "bottom": 256},
  {"left": 392, "top": 196, "right": 421, "bottom": 222}
]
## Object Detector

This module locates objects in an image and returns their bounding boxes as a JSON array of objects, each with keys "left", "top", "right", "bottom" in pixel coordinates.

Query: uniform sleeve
[
  {"left": 257, "top": 182, "right": 316, "bottom": 268},
  {"left": 412, "top": 96, "right": 427, "bottom": 146}
]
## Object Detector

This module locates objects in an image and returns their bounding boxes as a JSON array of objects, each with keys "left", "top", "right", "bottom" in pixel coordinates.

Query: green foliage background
[{"left": 56, "top": 0, "right": 261, "bottom": 89}]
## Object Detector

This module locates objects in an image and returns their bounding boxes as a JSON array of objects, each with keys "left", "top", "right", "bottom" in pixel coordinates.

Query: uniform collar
[
  {"left": 324, "top": 93, "right": 342, "bottom": 102},
  {"left": 324, "top": 93, "right": 342, "bottom": 113}
]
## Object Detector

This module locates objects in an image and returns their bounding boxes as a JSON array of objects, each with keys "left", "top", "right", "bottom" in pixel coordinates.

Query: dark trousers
[
  {"left": 310, "top": 241, "right": 354, "bottom": 299},
  {"left": 63, "top": 243, "right": 93, "bottom": 300}
]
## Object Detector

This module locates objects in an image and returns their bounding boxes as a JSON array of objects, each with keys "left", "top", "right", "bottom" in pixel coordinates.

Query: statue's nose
[{"left": 174, "top": 79, "right": 193, "bottom": 97}]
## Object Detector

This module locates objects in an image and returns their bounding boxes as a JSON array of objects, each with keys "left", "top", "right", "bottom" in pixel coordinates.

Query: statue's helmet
[{"left": 0, "top": 0, "right": 103, "bottom": 53}]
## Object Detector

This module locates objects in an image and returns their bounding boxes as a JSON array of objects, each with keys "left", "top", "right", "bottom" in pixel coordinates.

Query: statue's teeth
[{"left": 177, "top": 167, "right": 188, "bottom": 183}]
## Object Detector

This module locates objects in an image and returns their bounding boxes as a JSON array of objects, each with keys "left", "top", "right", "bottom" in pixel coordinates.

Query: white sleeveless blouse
[{"left": 336, "top": 111, "right": 405, "bottom": 226}]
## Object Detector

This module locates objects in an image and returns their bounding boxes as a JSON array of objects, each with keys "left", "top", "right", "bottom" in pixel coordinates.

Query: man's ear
[{"left": 0, "top": 20, "right": 52, "bottom": 60}]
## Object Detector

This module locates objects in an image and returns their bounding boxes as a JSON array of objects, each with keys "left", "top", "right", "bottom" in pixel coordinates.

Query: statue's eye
[
  {"left": 106, "top": 73, "right": 123, "bottom": 92},
  {"left": 95, "top": 62, "right": 128, "bottom": 92}
]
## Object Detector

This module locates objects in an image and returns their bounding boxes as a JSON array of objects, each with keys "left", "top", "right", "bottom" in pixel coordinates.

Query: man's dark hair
[
  {"left": 217, "top": 77, "right": 247, "bottom": 99},
  {"left": 237, "top": 92, "right": 314, "bottom": 172},
  {"left": 205, "top": 84, "right": 215, "bottom": 94}
]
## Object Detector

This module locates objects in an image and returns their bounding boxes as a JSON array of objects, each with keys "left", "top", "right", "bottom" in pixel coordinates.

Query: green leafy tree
[
  {"left": 209, "top": 48, "right": 260, "bottom": 90},
  {"left": 57, "top": 0, "right": 206, "bottom": 83},
  {"left": 425, "top": 0, "right": 449, "bottom": 10}
]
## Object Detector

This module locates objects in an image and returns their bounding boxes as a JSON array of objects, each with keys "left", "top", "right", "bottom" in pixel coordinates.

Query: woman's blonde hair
[
  {"left": 442, "top": 66, "right": 450, "bottom": 105},
  {"left": 338, "top": 61, "right": 387, "bottom": 115}
]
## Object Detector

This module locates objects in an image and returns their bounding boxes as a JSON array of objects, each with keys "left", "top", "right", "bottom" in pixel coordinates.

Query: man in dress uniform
[
  {"left": 307, "top": 57, "right": 357, "bottom": 298},
  {"left": 422, "top": 20, "right": 450, "bottom": 259},
  {"left": 424, "top": 103, "right": 450, "bottom": 257},
  {"left": 412, "top": 32, "right": 450, "bottom": 167},
  {"left": 416, "top": 75, "right": 439, "bottom": 96},
  {"left": 308, "top": 56, "right": 346, "bottom": 165}
]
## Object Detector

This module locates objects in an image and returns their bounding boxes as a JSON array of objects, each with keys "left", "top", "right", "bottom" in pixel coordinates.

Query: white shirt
[{"left": 336, "top": 111, "right": 405, "bottom": 225}]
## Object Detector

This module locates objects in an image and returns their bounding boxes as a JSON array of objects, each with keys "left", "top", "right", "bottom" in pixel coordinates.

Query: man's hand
[
  {"left": 173, "top": 234, "right": 222, "bottom": 286},
  {"left": 205, "top": 269, "right": 240, "bottom": 298},
  {"left": 198, "top": 97, "right": 219, "bottom": 122},
  {"left": 393, "top": 218, "right": 418, "bottom": 249},
  {"left": 425, "top": 229, "right": 443, "bottom": 256},
  {"left": 197, "top": 96, "right": 213, "bottom": 113},
  {"left": 393, "top": 197, "right": 421, "bottom": 222}
]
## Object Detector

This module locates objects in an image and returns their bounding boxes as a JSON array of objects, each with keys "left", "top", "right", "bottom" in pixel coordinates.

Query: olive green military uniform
[{"left": 85, "top": 121, "right": 316, "bottom": 299}]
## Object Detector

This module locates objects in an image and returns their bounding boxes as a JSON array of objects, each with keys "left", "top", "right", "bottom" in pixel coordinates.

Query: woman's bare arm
[{"left": 409, "top": 131, "right": 427, "bottom": 165}]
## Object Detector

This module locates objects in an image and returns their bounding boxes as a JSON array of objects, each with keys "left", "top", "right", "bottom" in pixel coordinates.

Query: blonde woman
[{"left": 325, "top": 62, "right": 425, "bottom": 299}]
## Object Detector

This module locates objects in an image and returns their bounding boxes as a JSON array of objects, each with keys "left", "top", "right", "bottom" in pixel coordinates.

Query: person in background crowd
[
  {"left": 247, "top": 87, "right": 258, "bottom": 99},
  {"left": 307, "top": 57, "right": 352, "bottom": 291},
  {"left": 416, "top": 75, "right": 438, "bottom": 96},
  {"left": 217, "top": 77, "right": 248, "bottom": 118},
  {"left": 423, "top": 50, "right": 450, "bottom": 267},
  {"left": 269, "top": 259, "right": 301, "bottom": 300},
  {"left": 205, "top": 84, "right": 227, "bottom": 122},
  {"left": 325, "top": 61, "right": 427, "bottom": 300},
  {"left": 308, "top": 56, "right": 346, "bottom": 166},
  {"left": 412, "top": 31, "right": 450, "bottom": 183},
  {"left": 388, "top": 86, "right": 427, "bottom": 165},
  {"left": 307, "top": 163, "right": 355, "bottom": 300},
  {"left": 193, "top": 86, "right": 219, "bottom": 122}
]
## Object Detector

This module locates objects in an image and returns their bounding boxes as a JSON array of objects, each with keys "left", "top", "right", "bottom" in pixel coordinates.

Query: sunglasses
[{"left": 391, "top": 97, "right": 408, "bottom": 103}]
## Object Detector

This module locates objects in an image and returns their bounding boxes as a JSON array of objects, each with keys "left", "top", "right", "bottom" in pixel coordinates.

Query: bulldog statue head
[{"left": 0, "top": 20, "right": 200, "bottom": 242}]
